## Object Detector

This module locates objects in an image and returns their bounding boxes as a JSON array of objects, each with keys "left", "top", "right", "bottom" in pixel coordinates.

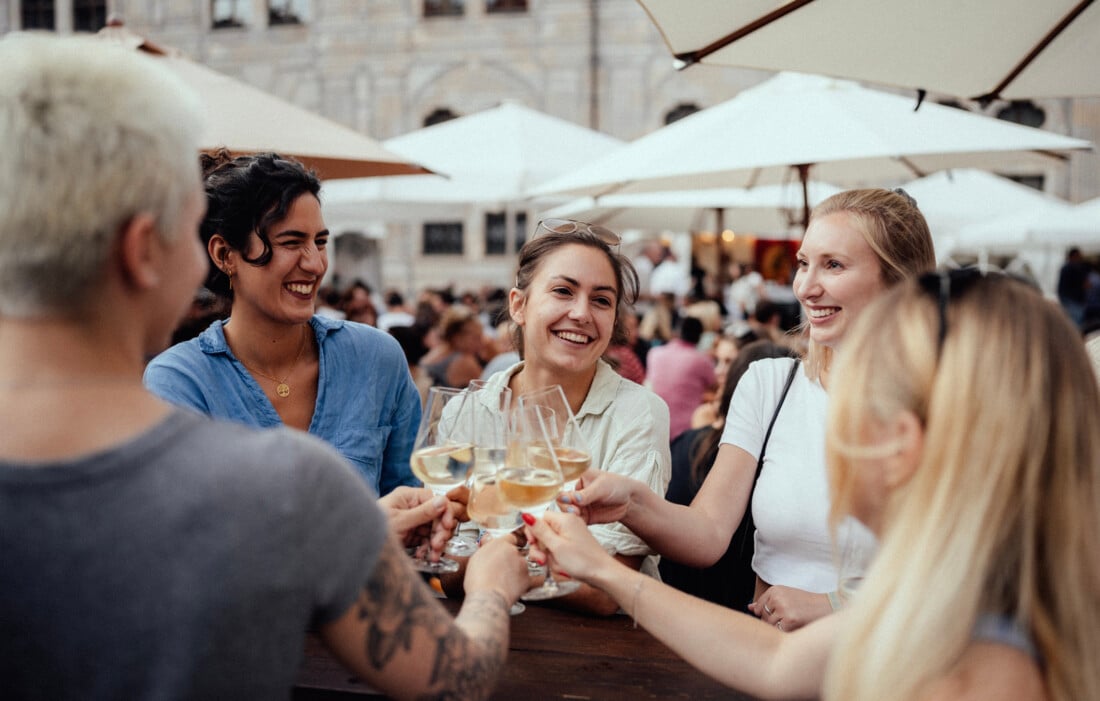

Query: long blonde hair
[
  {"left": 824, "top": 273, "right": 1100, "bottom": 701},
  {"left": 802, "top": 189, "right": 936, "bottom": 382}
]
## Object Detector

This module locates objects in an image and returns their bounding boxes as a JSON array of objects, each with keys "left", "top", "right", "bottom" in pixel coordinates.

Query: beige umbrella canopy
[
  {"left": 95, "top": 23, "right": 430, "bottom": 180},
  {"left": 637, "top": 0, "right": 1100, "bottom": 104}
]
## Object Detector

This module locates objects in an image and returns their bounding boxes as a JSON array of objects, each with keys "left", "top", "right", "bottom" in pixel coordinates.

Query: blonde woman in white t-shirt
[{"left": 560, "top": 189, "right": 936, "bottom": 630}]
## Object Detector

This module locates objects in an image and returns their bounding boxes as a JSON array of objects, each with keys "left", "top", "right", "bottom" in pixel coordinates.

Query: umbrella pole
[
  {"left": 796, "top": 163, "right": 811, "bottom": 232},
  {"left": 716, "top": 208, "right": 731, "bottom": 291}
]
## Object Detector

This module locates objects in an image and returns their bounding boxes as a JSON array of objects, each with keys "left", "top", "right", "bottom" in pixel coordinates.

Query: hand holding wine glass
[{"left": 408, "top": 386, "right": 477, "bottom": 574}]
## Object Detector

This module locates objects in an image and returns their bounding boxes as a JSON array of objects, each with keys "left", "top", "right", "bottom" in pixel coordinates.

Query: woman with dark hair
[
  {"left": 660, "top": 340, "right": 798, "bottom": 609},
  {"left": 144, "top": 151, "right": 420, "bottom": 496},
  {"left": 477, "top": 218, "right": 671, "bottom": 616}
]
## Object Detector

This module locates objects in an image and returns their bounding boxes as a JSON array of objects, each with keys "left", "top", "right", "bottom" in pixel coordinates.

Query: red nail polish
[{"left": 522, "top": 513, "right": 536, "bottom": 526}]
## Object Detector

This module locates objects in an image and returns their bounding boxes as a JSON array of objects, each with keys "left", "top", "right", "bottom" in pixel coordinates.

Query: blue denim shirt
[{"left": 144, "top": 316, "right": 421, "bottom": 496}]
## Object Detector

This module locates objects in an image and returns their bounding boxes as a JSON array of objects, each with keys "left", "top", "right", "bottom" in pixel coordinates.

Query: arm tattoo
[{"left": 355, "top": 538, "right": 510, "bottom": 700}]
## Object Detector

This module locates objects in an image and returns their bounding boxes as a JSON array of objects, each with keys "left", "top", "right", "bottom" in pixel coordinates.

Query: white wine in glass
[
  {"left": 409, "top": 386, "right": 477, "bottom": 574},
  {"left": 518, "top": 384, "right": 593, "bottom": 491},
  {"left": 529, "top": 445, "right": 592, "bottom": 485},
  {"left": 501, "top": 404, "right": 581, "bottom": 601},
  {"left": 410, "top": 442, "right": 475, "bottom": 492}
]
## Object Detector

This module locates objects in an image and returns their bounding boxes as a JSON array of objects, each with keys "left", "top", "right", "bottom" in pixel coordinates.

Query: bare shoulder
[{"left": 920, "top": 642, "right": 1047, "bottom": 701}]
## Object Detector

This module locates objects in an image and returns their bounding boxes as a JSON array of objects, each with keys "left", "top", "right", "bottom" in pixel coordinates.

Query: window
[
  {"left": 423, "top": 108, "right": 459, "bottom": 127},
  {"left": 72, "top": 0, "right": 106, "bottom": 32},
  {"left": 486, "top": 0, "right": 527, "bottom": 13},
  {"left": 21, "top": 0, "right": 55, "bottom": 29},
  {"left": 424, "top": 0, "right": 463, "bottom": 17},
  {"left": 423, "top": 222, "right": 464, "bottom": 255},
  {"left": 212, "top": 0, "right": 247, "bottom": 28},
  {"left": 485, "top": 211, "right": 527, "bottom": 255},
  {"left": 664, "top": 102, "right": 701, "bottom": 125},
  {"left": 268, "top": 0, "right": 305, "bottom": 25}
]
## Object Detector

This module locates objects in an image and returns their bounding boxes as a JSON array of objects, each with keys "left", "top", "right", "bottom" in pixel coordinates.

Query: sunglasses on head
[
  {"left": 917, "top": 266, "right": 1035, "bottom": 356},
  {"left": 534, "top": 218, "right": 621, "bottom": 247}
]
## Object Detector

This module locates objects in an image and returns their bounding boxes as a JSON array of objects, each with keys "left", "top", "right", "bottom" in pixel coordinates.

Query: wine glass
[
  {"left": 408, "top": 386, "right": 477, "bottom": 574},
  {"left": 457, "top": 380, "right": 515, "bottom": 555},
  {"left": 465, "top": 382, "right": 526, "bottom": 614},
  {"left": 518, "top": 385, "right": 593, "bottom": 491},
  {"left": 500, "top": 404, "right": 582, "bottom": 601}
]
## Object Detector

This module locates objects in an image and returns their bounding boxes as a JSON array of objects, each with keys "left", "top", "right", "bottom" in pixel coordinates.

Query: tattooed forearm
[
  {"left": 351, "top": 537, "right": 512, "bottom": 700},
  {"left": 356, "top": 538, "right": 453, "bottom": 669},
  {"left": 422, "top": 591, "right": 510, "bottom": 700}
]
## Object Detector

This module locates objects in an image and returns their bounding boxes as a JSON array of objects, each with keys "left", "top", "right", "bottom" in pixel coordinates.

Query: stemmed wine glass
[
  {"left": 499, "top": 404, "right": 582, "bottom": 601},
  {"left": 465, "top": 381, "right": 526, "bottom": 613},
  {"left": 408, "top": 386, "right": 476, "bottom": 574},
  {"left": 518, "top": 385, "right": 593, "bottom": 491}
]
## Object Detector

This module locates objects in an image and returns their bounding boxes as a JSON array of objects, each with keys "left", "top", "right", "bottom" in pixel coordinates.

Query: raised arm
[
  {"left": 527, "top": 512, "right": 837, "bottom": 699},
  {"left": 321, "top": 534, "right": 527, "bottom": 701},
  {"left": 565, "top": 442, "right": 755, "bottom": 567}
]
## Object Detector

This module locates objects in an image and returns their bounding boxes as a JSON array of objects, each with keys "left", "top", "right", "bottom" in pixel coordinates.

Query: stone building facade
[{"left": 3, "top": 0, "right": 1098, "bottom": 297}]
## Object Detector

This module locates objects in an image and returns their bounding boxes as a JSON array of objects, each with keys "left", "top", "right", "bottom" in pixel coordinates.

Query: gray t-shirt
[{"left": 0, "top": 409, "right": 385, "bottom": 700}]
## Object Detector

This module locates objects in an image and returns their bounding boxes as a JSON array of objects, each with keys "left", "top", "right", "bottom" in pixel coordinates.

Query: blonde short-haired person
[
  {"left": 529, "top": 270, "right": 1100, "bottom": 701},
  {"left": 562, "top": 189, "right": 936, "bottom": 626},
  {"left": 0, "top": 34, "right": 527, "bottom": 700}
]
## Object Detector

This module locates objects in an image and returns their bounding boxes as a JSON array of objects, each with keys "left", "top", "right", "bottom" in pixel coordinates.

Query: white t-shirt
[{"left": 719, "top": 357, "right": 876, "bottom": 593}]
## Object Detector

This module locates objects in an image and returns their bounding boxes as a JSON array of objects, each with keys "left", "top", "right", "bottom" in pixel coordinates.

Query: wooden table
[{"left": 294, "top": 599, "right": 758, "bottom": 700}]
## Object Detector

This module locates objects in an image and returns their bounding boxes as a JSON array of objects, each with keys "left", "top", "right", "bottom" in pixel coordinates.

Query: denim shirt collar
[{"left": 197, "top": 315, "right": 346, "bottom": 357}]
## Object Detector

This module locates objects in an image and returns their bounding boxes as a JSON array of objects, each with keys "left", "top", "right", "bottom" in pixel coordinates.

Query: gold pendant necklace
[{"left": 237, "top": 329, "right": 307, "bottom": 399}]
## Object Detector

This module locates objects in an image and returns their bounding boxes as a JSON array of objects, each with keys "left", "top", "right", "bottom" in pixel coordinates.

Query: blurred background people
[
  {"left": 419, "top": 304, "right": 484, "bottom": 389},
  {"left": 645, "top": 316, "right": 716, "bottom": 441}
]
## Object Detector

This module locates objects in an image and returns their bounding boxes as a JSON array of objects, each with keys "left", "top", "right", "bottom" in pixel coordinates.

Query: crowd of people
[{"left": 3, "top": 33, "right": 1099, "bottom": 701}]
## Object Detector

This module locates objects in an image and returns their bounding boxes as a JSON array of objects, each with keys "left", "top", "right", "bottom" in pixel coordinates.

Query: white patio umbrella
[
  {"left": 530, "top": 72, "right": 1092, "bottom": 229},
  {"left": 955, "top": 200, "right": 1100, "bottom": 255},
  {"left": 953, "top": 198, "right": 1100, "bottom": 295},
  {"left": 636, "top": 0, "right": 1100, "bottom": 104},
  {"left": 540, "top": 181, "right": 842, "bottom": 235},
  {"left": 92, "top": 23, "right": 429, "bottom": 180},
  {"left": 322, "top": 101, "right": 623, "bottom": 206},
  {"left": 321, "top": 101, "right": 623, "bottom": 240},
  {"left": 900, "top": 169, "right": 1073, "bottom": 260}
]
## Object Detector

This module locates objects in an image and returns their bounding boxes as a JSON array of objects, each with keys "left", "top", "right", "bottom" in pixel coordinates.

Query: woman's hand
[
  {"left": 524, "top": 511, "right": 618, "bottom": 585},
  {"left": 445, "top": 483, "right": 470, "bottom": 523},
  {"left": 748, "top": 585, "right": 833, "bottom": 632},
  {"left": 378, "top": 486, "right": 456, "bottom": 558},
  {"left": 557, "top": 470, "right": 639, "bottom": 525},
  {"left": 464, "top": 533, "right": 529, "bottom": 605}
]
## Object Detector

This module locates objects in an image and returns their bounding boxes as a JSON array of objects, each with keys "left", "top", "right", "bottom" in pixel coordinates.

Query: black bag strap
[
  {"left": 736, "top": 358, "right": 800, "bottom": 558},
  {"left": 755, "top": 358, "right": 800, "bottom": 483}
]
